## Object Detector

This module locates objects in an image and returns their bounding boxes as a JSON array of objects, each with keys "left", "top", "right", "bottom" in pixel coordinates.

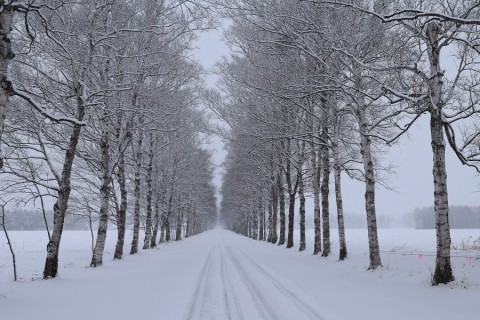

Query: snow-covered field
[{"left": 1, "top": 228, "right": 479, "bottom": 319}]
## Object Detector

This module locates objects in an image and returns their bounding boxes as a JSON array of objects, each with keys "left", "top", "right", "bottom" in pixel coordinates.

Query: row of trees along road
[
  {"left": 212, "top": 0, "right": 480, "bottom": 285},
  {"left": 0, "top": 1, "right": 217, "bottom": 279}
]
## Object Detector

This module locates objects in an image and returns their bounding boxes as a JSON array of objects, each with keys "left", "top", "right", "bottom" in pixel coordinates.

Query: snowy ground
[{"left": 1, "top": 228, "right": 479, "bottom": 319}]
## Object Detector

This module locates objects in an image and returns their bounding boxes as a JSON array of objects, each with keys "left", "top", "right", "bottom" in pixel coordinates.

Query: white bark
[
  {"left": 114, "top": 152, "right": 127, "bottom": 259},
  {"left": 0, "top": 7, "right": 15, "bottom": 171},
  {"left": 356, "top": 102, "right": 382, "bottom": 269},
  {"left": 298, "top": 171, "right": 306, "bottom": 251},
  {"left": 43, "top": 90, "right": 86, "bottom": 278},
  {"left": 277, "top": 165, "right": 286, "bottom": 245},
  {"left": 130, "top": 130, "right": 143, "bottom": 255},
  {"left": 333, "top": 111, "right": 347, "bottom": 260},
  {"left": 320, "top": 98, "right": 331, "bottom": 257},
  {"left": 426, "top": 21, "right": 454, "bottom": 285},
  {"left": 143, "top": 135, "right": 155, "bottom": 249},
  {"left": 150, "top": 191, "right": 161, "bottom": 247},
  {"left": 353, "top": 67, "right": 381, "bottom": 270},
  {"left": 90, "top": 125, "right": 111, "bottom": 267}
]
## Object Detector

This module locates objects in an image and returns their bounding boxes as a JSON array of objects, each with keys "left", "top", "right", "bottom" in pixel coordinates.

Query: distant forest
[
  {"left": 410, "top": 206, "right": 480, "bottom": 229},
  {"left": 5, "top": 206, "right": 479, "bottom": 231},
  {"left": 317, "top": 206, "right": 480, "bottom": 229},
  {"left": 328, "top": 213, "right": 394, "bottom": 229},
  {"left": 2, "top": 209, "right": 89, "bottom": 231}
]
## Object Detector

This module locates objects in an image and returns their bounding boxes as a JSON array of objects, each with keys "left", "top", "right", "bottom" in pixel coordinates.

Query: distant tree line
[
  {"left": 2, "top": 210, "right": 87, "bottom": 231},
  {"left": 412, "top": 206, "right": 480, "bottom": 229},
  {"left": 328, "top": 213, "right": 393, "bottom": 229}
]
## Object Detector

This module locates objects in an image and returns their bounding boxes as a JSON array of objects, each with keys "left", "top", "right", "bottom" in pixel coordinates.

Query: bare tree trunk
[
  {"left": 253, "top": 212, "right": 258, "bottom": 240},
  {"left": 259, "top": 200, "right": 265, "bottom": 241},
  {"left": 185, "top": 200, "right": 191, "bottom": 238},
  {"left": 114, "top": 154, "right": 127, "bottom": 259},
  {"left": 175, "top": 205, "right": 183, "bottom": 241},
  {"left": 352, "top": 64, "right": 382, "bottom": 270},
  {"left": 356, "top": 105, "right": 381, "bottom": 269},
  {"left": 307, "top": 99, "right": 322, "bottom": 255},
  {"left": 164, "top": 161, "right": 178, "bottom": 242},
  {"left": 191, "top": 205, "right": 198, "bottom": 237},
  {"left": 278, "top": 169, "right": 286, "bottom": 245},
  {"left": 430, "top": 109, "right": 453, "bottom": 284},
  {"left": 271, "top": 177, "right": 278, "bottom": 243},
  {"left": 312, "top": 149, "right": 322, "bottom": 255},
  {"left": 426, "top": 21, "right": 454, "bottom": 285},
  {"left": 0, "top": 7, "right": 15, "bottom": 172},
  {"left": 267, "top": 193, "right": 273, "bottom": 242},
  {"left": 286, "top": 139, "right": 298, "bottom": 249},
  {"left": 91, "top": 127, "right": 112, "bottom": 267},
  {"left": 298, "top": 172, "right": 306, "bottom": 251},
  {"left": 320, "top": 115, "right": 331, "bottom": 257},
  {"left": 266, "top": 159, "right": 278, "bottom": 243},
  {"left": 150, "top": 191, "right": 161, "bottom": 248},
  {"left": 88, "top": 212, "right": 94, "bottom": 254},
  {"left": 286, "top": 190, "right": 296, "bottom": 248},
  {"left": 263, "top": 207, "right": 266, "bottom": 240},
  {"left": 159, "top": 213, "right": 166, "bottom": 244},
  {"left": 35, "top": 186, "right": 51, "bottom": 241},
  {"left": 43, "top": 91, "right": 85, "bottom": 279},
  {"left": 159, "top": 189, "right": 168, "bottom": 244},
  {"left": 333, "top": 113, "right": 347, "bottom": 260},
  {"left": 249, "top": 215, "right": 253, "bottom": 239},
  {"left": 165, "top": 190, "right": 173, "bottom": 242},
  {"left": 130, "top": 133, "right": 143, "bottom": 255},
  {"left": 243, "top": 214, "right": 248, "bottom": 237},
  {"left": 253, "top": 214, "right": 257, "bottom": 239},
  {"left": 143, "top": 136, "right": 154, "bottom": 249},
  {"left": 1, "top": 206, "right": 17, "bottom": 281}
]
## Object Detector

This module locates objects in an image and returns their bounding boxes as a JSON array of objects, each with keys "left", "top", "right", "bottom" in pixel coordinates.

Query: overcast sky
[{"left": 194, "top": 27, "right": 480, "bottom": 218}]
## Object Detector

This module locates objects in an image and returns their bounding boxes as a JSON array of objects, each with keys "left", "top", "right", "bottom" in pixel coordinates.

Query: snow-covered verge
[{"left": 1, "top": 228, "right": 479, "bottom": 319}]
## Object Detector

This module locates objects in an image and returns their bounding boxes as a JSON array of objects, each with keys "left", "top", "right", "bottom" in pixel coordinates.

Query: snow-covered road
[
  {"left": 186, "top": 234, "right": 331, "bottom": 320},
  {"left": 1, "top": 229, "right": 336, "bottom": 320},
  {"left": 1, "top": 229, "right": 478, "bottom": 320}
]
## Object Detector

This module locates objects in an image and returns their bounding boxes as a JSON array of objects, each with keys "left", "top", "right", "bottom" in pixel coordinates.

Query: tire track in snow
[
  {"left": 234, "top": 244, "right": 326, "bottom": 319},
  {"left": 186, "top": 244, "right": 215, "bottom": 320},
  {"left": 223, "top": 244, "right": 283, "bottom": 320},
  {"left": 224, "top": 238, "right": 328, "bottom": 320},
  {"left": 219, "top": 243, "right": 243, "bottom": 320},
  {"left": 187, "top": 234, "right": 333, "bottom": 320},
  {"left": 187, "top": 238, "right": 232, "bottom": 320}
]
